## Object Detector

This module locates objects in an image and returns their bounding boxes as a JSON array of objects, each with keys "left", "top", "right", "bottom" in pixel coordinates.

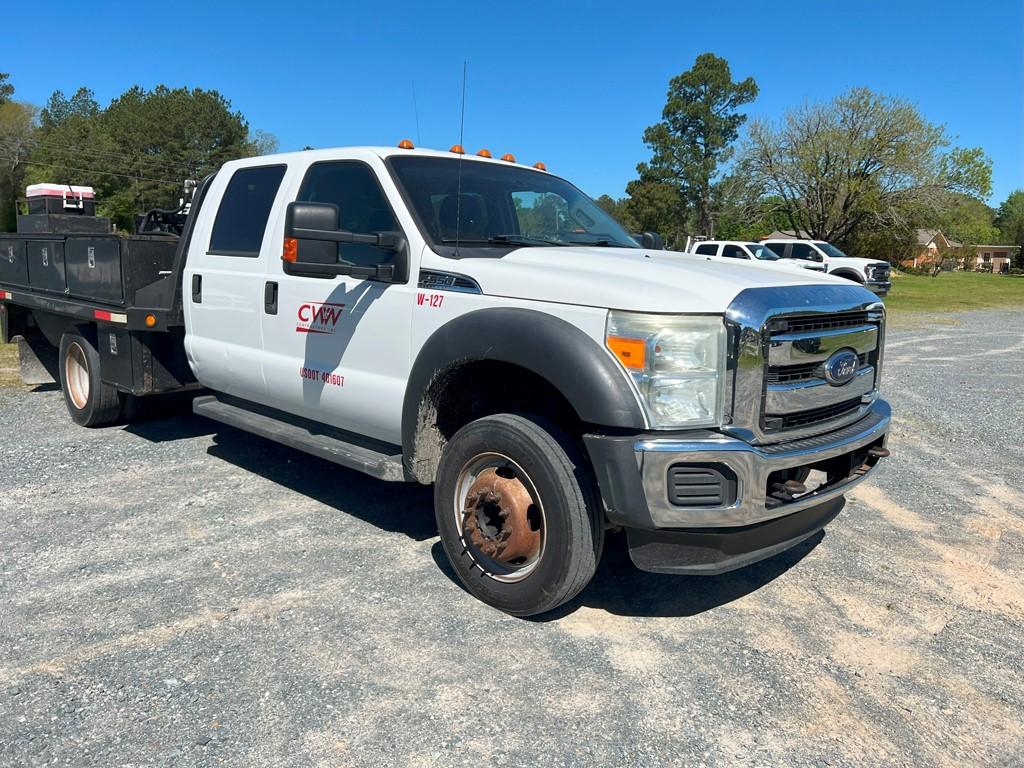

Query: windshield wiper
[{"left": 439, "top": 234, "right": 564, "bottom": 247}]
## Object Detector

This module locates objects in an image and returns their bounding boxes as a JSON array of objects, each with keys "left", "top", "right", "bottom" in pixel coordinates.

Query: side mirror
[
  {"left": 639, "top": 232, "right": 664, "bottom": 250},
  {"left": 283, "top": 201, "right": 409, "bottom": 283}
]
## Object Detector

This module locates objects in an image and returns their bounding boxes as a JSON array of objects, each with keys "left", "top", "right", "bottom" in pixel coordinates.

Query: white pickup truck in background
[
  {"left": 0, "top": 143, "right": 892, "bottom": 616},
  {"left": 760, "top": 238, "right": 892, "bottom": 295},
  {"left": 687, "top": 239, "right": 828, "bottom": 273}
]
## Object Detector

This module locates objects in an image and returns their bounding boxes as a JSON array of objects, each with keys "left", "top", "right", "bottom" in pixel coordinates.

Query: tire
[
  {"left": 434, "top": 414, "right": 604, "bottom": 617},
  {"left": 58, "top": 330, "right": 126, "bottom": 427}
]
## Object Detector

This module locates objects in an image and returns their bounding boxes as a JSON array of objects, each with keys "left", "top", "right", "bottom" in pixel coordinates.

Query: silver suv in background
[
  {"left": 689, "top": 240, "right": 827, "bottom": 272},
  {"left": 760, "top": 239, "right": 891, "bottom": 296}
]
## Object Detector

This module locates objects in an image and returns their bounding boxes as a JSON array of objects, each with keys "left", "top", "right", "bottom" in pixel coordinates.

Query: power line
[
  {"left": 12, "top": 135, "right": 201, "bottom": 173},
  {"left": 0, "top": 153, "right": 183, "bottom": 185}
]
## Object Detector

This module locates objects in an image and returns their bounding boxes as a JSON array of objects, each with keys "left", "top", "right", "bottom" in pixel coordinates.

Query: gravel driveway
[{"left": 1, "top": 310, "right": 1022, "bottom": 767}]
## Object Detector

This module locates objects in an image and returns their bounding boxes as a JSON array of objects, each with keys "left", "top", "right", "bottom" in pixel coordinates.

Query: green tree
[
  {"left": 994, "top": 190, "right": 1024, "bottom": 267},
  {"left": 621, "top": 179, "right": 689, "bottom": 247},
  {"left": 26, "top": 85, "right": 273, "bottom": 230},
  {"left": 743, "top": 88, "right": 992, "bottom": 246},
  {"left": 936, "top": 192, "right": 999, "bottom": 246},
  {"left": 638, "top": 53, "right": 757, "bottom": 238},
  {"left": 0, "top": 100, "right": 39, "bottom": 231},
  {"left": 0, "top": 73, "right": 14, "bottom": 104}
]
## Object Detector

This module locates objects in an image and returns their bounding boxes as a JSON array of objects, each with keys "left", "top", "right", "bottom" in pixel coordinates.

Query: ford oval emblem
[{"left": 823, "top": 349, "right": 859, "bottom": 386}]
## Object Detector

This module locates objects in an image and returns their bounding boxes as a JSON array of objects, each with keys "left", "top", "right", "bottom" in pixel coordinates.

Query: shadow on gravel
[
  {"left": 204, "top": 426, "right": 437, "bottom": 541},
  {"left": 432, "top": 529, "right": 823, "bottom": 620}
]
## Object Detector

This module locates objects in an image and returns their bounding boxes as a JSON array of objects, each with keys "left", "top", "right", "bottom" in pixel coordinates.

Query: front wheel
[{"left": 434, "top": 414, "right": 604, "bottom": 616}]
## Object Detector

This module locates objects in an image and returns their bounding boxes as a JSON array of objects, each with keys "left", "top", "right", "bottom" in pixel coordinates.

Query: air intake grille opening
[
  {"left": 667, "top": 465, "right": 737, "bottom": 508},
  {"left": 771, "top": 311, "right": 870, "bottom": 334},
  {"left": 771, "top": 397, "right": 864, "bottom": 431}
]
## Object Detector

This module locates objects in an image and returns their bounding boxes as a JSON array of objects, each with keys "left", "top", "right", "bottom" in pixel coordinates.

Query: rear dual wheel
[
  {"left": 59, "top": 330, "right": 137, "bottom": 427},
  {"left": 434, "top": 414, "right": 604, "bottom": 617}
]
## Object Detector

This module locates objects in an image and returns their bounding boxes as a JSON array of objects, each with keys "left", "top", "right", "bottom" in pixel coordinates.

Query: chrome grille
[
  {"left": 772, "top": 397, "right": 864, "bottom": 430},
  {"left": 766, "top": 353, "right": 870, "bottom": 384},
  {"left": 723, "top": 285, "right": 886, "bottom": 445}
]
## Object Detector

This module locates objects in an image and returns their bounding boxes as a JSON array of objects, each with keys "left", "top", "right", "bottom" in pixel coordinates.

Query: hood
[
  {"left": 830, "top": 256, "right": 887, "bottom": 268},
  {"left": 444, "top": 246, "right": 848, "bottom": 314}
]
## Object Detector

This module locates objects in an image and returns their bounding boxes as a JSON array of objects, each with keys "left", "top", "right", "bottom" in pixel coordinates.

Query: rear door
[
  {"left": 260, "top": 157, "right": 415, "bottom": 445},
  {"left": 184, "top": 163, "right": 289, "bottom": 401}
]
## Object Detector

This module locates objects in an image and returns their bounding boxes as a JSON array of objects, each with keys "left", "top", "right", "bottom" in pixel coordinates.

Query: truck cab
[
  {"left": 1, "top": 144, "right": 892, "bottom": 616},
  {"left": 760, "top": 239, "right": 892, "bottom": 295}
]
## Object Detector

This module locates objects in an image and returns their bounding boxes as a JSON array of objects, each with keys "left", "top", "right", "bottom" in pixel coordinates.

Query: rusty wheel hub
[{"left": 462, "top": 467, "right": 541, "bottom": 565}]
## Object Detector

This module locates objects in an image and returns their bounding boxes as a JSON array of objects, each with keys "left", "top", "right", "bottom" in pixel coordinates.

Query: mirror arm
[{"left": 287, "top": 227, "right": 404, "bottom": 251}]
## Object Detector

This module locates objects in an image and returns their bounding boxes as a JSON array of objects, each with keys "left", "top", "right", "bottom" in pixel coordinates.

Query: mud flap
[{"left": 17, "top": 336, "right": 59, "bottom": 385}]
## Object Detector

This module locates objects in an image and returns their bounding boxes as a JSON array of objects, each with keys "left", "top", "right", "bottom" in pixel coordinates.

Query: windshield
[
  {"left": 746, "top": 243, "right": 780, "bottom": 261},
  {"left": 815, "top": 242, "right": 849, "bottom": 259},
  {"left": 387, "top": 155, "right": 639, "bottom": 255}
]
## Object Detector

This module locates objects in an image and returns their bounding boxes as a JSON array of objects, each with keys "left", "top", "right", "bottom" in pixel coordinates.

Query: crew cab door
[
  {"left": 184, "top": 163, "right": 289, "bottom": 401},
  {"left": 260, "top": 158, "right": 414, "bottom": 445}
]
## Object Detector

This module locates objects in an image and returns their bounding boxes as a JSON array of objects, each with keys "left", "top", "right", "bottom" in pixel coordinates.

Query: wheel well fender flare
[
  {"left": 830, "top": 268, "right": 865, "bottom": 283},
  {"left": 401, "top": 307, "right": 646, "bottom": 473}
]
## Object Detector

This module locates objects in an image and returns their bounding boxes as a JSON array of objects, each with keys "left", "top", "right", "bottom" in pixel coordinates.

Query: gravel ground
[{"left": 1, "top": 309, "right": 1022, "bottom": 767}]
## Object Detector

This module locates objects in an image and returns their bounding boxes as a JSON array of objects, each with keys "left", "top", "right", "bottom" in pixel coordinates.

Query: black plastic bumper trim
[{"left": 625, "top": 496, "right": 845, "bottom": 576}]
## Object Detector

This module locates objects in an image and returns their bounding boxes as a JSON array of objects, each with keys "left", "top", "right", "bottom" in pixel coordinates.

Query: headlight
[{"left": 606, "top": 312, "right": 726, "bottom": 428}]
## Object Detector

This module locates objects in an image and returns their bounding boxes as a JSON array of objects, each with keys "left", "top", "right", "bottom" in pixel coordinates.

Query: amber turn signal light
[
  {"left": 282, "top": 237, "right": 298, "bottom": 263},
  {"left": 607, "top": 336, "right": 647, "bottom": 370},
  {"left": 144, "top": 314, "right": 157, "bottom": 328}
]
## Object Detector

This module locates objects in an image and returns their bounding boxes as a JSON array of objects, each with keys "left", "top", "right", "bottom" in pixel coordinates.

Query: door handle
[
  {"left": 191, "top": 274, "right": 202, "bottom": 303},
  {"left": 264, "top": 281, "right": 278, "bottom": 315}
]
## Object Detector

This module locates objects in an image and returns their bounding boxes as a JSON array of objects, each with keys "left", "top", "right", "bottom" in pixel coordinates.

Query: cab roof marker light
[
  {"left": 501, "top": 153, "right": 516, "bottom": 163},
  {"left": 533, "top": 162, "right": 547, "bottom": 171},
  {"left": 449, "top": 144, "right": 465, "bottom": 154},
  {"left": 476, "top": 148, "right": 492, "bottom": 158},
  {"left": 398, "top": 139, "right": 415, "bottom": 149}
]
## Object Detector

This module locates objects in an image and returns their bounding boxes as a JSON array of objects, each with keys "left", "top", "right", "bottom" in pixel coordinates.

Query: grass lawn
[
  {"left": 0, "top": 341, "right": 21, "bottom": 388},
  {"left": 884, "top": 271, "right": 1024, "bottom": 314}
]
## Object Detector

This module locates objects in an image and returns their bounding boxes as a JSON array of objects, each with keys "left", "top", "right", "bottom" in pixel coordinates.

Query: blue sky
[{"left": 4, "top": 0, "right": 1022, "bottom": 205}]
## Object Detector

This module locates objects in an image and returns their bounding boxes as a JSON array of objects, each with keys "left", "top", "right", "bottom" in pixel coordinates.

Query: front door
[
  {"left": 260, "top": 159, "right": 414, "bottom": 446},
  {"left": 184, "top": 163, "right": 288, "bottom": 402}
]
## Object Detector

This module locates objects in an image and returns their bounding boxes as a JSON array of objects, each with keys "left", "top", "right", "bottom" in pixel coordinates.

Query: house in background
[
  {"left": 759, "top": 228, "right": 1019, "bottom": 271},
  {"left": 905, "top": 229, "right": 1019, "bottom": 272}
]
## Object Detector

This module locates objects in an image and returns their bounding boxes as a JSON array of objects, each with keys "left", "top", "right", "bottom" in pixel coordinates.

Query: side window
[
  {"left": 764, "top": 242, "right": 787, "bottom": 258},
  {"left": 297, "top": 161, "right": 398, "bottom": 268},
  {"left": 695, "top": 243, "right": 717, "bottom": 255},
  {"left": 209, "top": 165, "right": 286, "bottom": 256},
  {"left": 789, "top": 243, "right": 820, "bottom": 262},
  {"left": 721, "top": 244, "right": 746, "bottom": 259}
]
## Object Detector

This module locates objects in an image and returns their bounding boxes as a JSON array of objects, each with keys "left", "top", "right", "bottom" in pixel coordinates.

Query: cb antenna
[
  {"left": 411, "top": 79, "right": 422, "bottom": 146},
  {"left": 454, "top": 61, "right": 467, "bottom": 257}
]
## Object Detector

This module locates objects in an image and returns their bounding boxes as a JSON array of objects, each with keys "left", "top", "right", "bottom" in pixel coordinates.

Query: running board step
[{"left": 193, "top": 395, "right": 405, "bottom": 482}]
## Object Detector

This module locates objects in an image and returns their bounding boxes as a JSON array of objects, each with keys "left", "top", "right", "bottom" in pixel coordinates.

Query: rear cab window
[
  {"left": 694, "top": 243, "right": 718, "bottom": 256},
  {"left": 209, "top": 165, "right": 287, "bottom": 257}
]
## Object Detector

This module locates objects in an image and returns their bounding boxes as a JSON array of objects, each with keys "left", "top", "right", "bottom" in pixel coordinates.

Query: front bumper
[
  {"left": 584, "top": 399, "right": 890, "bottom": 572},
  {"left": 865, "top": 280, "right": 891, "bottom": 296}
]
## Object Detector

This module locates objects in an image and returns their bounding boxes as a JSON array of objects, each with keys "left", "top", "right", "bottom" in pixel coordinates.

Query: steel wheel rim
[
  {"left": 65, "top": 342, "right": 90, "bottom": 410},
  {"left": 453, "top": 452, "right": 546, "bottom": 583}
]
